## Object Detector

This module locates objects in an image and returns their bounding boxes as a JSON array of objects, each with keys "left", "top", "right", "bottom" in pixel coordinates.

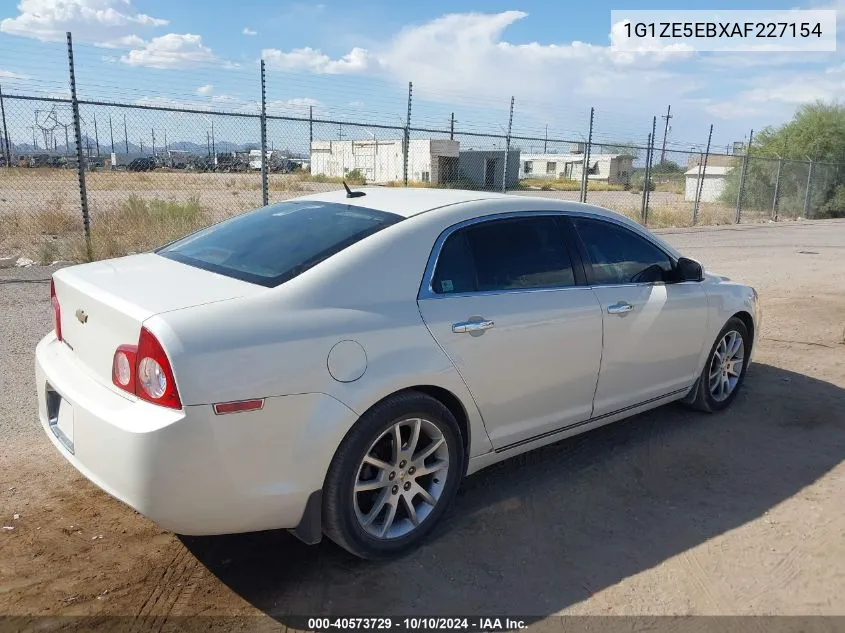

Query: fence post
[
  {"left": 643, "top": 116, "right": 657, "bottom": 221},
  {"left": 502, "top": 96, "right": 515, "bottom": 193},
  {"left": 0, "top": 84, "right": 11, "bottom": 168},
  {"left": 259, "top": 60, "right": 269, "bottom": 206},
  {"left": 66, "top": 32, "right": 92, "bottom": 260},
  {"left": 309, "top": 105, "right": 313, "bottom": 149},
  {"left": 580, "top": 107, "right": 594, "bottom": 203},
  {"left": 93, "top": 115, "right": 100, "bottom": 157},
  {"left": 450, "top": 112, "right": 455, "bottom": 140},
  {"left": 772, "top": 157, "right": 782, "bottom": 221},
  {"left": 693, "top": 124, "right": 713, "bottom": 225},
  {"left": 803, "top": 158, "right": 814, "bottom": 219},
  {"left": 403, "top": 81, "right": 412, "bottom": 187},
  {"left": 735, "top": 128, "right": 753, "bottom": 223},
  {"left": 640, "top": 133, "right": 652, "bottom": 222}
]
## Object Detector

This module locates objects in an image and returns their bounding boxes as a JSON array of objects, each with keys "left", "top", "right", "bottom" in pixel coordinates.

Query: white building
[
  {"left": 519, "top": 153, "right": 634, "bottom": 185},
  {"left": 310, "top": 139, "right": 459, "bottom": 184},
  {"left": 684, "top": 165, "right": 730, "bottom": 202}
]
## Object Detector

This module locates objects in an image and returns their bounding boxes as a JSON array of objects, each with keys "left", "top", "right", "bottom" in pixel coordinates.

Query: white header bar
[{"left": 610, "top": 10, "right": 837, "bottom": 52}]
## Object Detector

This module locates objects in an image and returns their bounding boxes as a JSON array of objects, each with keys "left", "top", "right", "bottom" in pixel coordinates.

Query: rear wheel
[
  {"left": 687, "top": 317, "right": 750, "bottom": 412},
  {"left": 322, "top": 392, "right": 464, "bottom": 559}
]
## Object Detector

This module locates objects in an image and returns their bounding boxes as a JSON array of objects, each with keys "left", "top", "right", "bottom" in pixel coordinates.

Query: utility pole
[{"left": 659, "top": 104, "right": 672, "bottom": 164}]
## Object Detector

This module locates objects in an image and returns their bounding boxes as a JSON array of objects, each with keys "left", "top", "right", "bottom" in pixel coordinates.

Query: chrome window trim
[{"left": 416, "top": 210, "right": 680, "bottom": 301}]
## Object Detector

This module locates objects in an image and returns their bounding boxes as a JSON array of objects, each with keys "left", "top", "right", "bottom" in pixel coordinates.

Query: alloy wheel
[{"left": 353, "top": 417, "right": 450, "bottom": 539}]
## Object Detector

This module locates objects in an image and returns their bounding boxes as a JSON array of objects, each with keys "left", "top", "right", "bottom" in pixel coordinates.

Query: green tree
[{"left": 721, "top": 101, "right": 845, "bottom": 218}]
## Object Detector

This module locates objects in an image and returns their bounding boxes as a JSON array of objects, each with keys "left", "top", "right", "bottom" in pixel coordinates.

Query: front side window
[
  {"left": 158, "top": 201, "right": 402, "bottom": 287},
  {"left": 523, "top": 161, "right": 533, "bottom": 174},
  {"left": 432, "top": 216, "right": 575, "bottom": 294},
  {"left": 573, "top": 218, "right": 673, "bottom": 285},
  {"left": 546, "top": 162, "right": 557, "bottom": 174}
]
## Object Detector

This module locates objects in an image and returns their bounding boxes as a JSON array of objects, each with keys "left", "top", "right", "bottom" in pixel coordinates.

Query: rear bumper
[{"left": 35, "top": 332, "right": 358, "bottom": 536}]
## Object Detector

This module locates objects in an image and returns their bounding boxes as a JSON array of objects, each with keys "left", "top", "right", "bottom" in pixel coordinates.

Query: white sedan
[{"left": 36, "top": 187, "right": 760, "bottom": 559}]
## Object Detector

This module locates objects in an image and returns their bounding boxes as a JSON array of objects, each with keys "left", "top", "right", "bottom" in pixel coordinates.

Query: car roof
[
  {"left": 289, "top": 187, "right": 681, "bottom": 258},
  {"left": 291, "top": 187, "right": 512, "bottom": 217}
]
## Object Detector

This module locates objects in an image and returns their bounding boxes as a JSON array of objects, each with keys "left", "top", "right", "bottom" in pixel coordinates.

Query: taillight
[
  {"left": 112, "top": 344, "right": 137, "bottom": 391},
  {"left": 110, "top": 327, "right": 182, "bottom": 410},
  {"left": 50, "top": 278, "right": 62, "bottom": 341},
  {"left": 135, "top": 327, "right": 181, "bottom": 409}
]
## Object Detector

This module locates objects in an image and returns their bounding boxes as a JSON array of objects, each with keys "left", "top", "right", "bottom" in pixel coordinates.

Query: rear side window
[
  {"left": 432, "top": 216, "right": 575, "bottom": 294},
  {"left": 573, "top": 217, "right": 672, "bottom": 285},
  {"left": 158, "top": 201, "right": 402, "bottom": 287}
]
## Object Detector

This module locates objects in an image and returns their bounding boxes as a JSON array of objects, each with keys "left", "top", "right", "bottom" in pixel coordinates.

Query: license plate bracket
[{"left": 46, "top": 385, "right": 74, "bottom": 454}]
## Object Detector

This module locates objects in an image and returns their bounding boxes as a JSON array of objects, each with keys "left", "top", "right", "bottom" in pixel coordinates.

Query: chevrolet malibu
[{"left": 36, "top": 187, "right": 760, "bottom": 559}]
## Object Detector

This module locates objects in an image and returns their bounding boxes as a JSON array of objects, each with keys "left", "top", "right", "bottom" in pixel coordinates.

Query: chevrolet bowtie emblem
[{"left": 75, "top": 309, "right": 88, "bottom": 324}]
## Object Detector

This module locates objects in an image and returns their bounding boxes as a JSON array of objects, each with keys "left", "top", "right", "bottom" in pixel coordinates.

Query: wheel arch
[
  {"left": 732, "top": 310, "right": 755, "bottom": 352},
  {"left": 340, "top": 385, "right": 472, "bottom": 473}
]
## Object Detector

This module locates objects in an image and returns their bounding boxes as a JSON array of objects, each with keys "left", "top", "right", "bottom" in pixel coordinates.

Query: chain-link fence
[{"left": 2, "top": 32, "right": 844, "bottom": 264}]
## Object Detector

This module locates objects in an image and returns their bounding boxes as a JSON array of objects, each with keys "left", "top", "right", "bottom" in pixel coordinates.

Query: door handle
[
  {"left": 607, "top": 302, "right": 633, "bottom": 315},
  {"left": 452, "top": 320, "right": 495, "bottom": 333}
]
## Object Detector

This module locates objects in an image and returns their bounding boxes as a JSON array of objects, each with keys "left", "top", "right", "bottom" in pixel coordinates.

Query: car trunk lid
[{"left": 53, "top": 253, "right": 262, "bottom": 390}]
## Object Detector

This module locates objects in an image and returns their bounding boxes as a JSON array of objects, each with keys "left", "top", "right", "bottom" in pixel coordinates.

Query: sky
[{"left": 0, "top": 0, "right": 843, "bottom": 157}]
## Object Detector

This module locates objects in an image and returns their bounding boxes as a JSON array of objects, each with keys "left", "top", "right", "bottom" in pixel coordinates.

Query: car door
[
  {"left": 417, "top": 213, "right": 603, "bottom": 450},
  {"left": 570, "top": 216, "right": 709, "bottom": 417}
]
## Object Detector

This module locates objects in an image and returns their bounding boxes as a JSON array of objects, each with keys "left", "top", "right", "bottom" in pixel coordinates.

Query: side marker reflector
[{"left": 213, "top": 399, "right": 265, "bottom": 415}]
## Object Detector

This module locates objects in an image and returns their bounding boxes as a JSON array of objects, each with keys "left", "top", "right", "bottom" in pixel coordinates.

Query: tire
[
  {"left": 686, "top": 316, "right": 751, "bottom": 413},
  {"left": 322, "top": 391, "right": 465, "bottom": 560}
]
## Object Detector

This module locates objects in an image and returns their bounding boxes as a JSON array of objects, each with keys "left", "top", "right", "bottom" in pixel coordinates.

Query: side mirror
[{"left": 675, "top": 257, "right": 704, "bottom": 282}]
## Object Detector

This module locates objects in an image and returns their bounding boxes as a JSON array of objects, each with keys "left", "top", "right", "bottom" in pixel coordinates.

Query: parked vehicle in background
[
  {"left": 127, "top": 157, "right": 156, "bottom": 172},
  {"left": 36, "top": 188, "right": 760, "bottom": 560}
]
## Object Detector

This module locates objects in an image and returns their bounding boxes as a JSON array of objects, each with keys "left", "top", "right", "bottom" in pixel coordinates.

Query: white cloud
[
  {"left": 0, "top": 0, "right": 167, "bottom": 44},
  {"left": 196, "top": 84, "right": 214, "bottom": 96},
  {"left": 120, "top": 33, "right": 217, "bottom": 69},
  {"left": 262, "top": 46, "right": 373, "bottom": 74},
  {"left": 260, "top": 11, "right": 696, "bottom": 107},
  {"left": 242, "top": 27, "right": 257, "bottom": 36},
  {"left": 267, "top": 97, "right": 322, "bottom": 115},
  {"left": 133, "top": 95, "right": 211, "bottom": 110},
  {"left": 0, "top": 69, "right": 29, "bottom": 80},
  {"left": 349, "top": 100, "right": 364, "bottom": 108},
  {"left": 96, "top": 34, "right": 146, "bottom": 48},
  {"left": 701, "top": 63, "right": 845, "bottom": 121}
]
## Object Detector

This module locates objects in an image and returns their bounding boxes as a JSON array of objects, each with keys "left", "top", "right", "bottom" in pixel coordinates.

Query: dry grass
[
  {"left": 519, "top": 178, "right": 626, "bottom": 192},
  {"left": 74, "top": 195, "right": 209, "bottom": 260},
  {"left": 6, "top": 195, "right": 211, "bottom": 262},
  {"left": 616, "top": 203, "right": 736, "bottom": 229}
]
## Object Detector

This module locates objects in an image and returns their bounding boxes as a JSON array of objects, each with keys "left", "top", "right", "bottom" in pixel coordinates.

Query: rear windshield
[{"left": 157, "top": 201, "right": 402, "bottom": 287}]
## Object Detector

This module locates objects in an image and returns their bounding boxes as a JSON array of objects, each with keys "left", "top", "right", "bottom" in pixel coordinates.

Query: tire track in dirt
[{"left": 129, "top": 543, "right": 201, "bottom": 631}]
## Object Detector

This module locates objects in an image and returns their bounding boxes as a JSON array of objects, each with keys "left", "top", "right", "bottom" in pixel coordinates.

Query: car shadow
[{"left": 180, "top": 362, "right": 845, "bottom": 621}]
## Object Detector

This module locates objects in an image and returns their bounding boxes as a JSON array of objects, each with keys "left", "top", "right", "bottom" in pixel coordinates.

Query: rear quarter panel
[{"left": 147, "top": 202, "right": 534, "bottom": 461}]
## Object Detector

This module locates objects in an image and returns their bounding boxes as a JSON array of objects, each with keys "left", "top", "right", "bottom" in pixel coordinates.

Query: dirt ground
[{"left": 1, "top": 219, "right": 844, "bottom": 631}]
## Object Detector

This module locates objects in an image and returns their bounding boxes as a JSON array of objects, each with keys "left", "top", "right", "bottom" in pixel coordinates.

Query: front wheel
[
  {"left": 686, "top": 317, "right": 751, "bottom": 412},
  {"left": 322, "top": 392, "right": 465, "bottom": 560}
]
